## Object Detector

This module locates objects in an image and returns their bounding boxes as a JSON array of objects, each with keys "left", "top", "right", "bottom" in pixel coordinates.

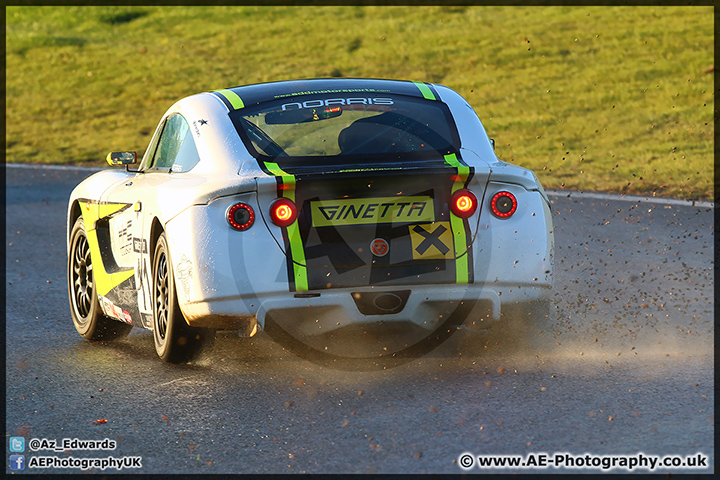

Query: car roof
[{"left": 209, "top": 78, "right": 442, "bottom": 111}]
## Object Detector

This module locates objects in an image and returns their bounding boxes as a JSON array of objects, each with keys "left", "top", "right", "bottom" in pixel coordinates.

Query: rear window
[{"left": 229, "top": 94, "right": 460, "bottom": 162}]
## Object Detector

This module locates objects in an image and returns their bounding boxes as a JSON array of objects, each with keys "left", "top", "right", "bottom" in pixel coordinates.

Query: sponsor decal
[
  {"left": 134, "top": 253, "right": 152, "bottom": 318},
  {"left": 273, "top": 88, "right": 392, "bottom": 99},
  {"left": 116, "top": 220, "right": 133, "bottom": 257},
  {"left": 111, "top": 303, "right": 123, "bottom": 321},
  {"left": 281, "top": 97, "right": 394, "bottom": 110},
  {"left": 100, "top": 297, "right": 132, "bottom": 324},
  {"left": 176, "top": 255, "right": 193, "bottom": 301},
  {"left": 132, "top": 237, "right": 148, "bottom": 254},
  {"left": 311, "top": 196, "right": 434, "bottom": 227},
  {"left": 409, "top": 222, "right": 454, "bottom": 260},
  {"left": 370, "top": 238, "right": 389, "bottom": 257},
  {"left": 101, "top": 297, "right": 113, "bottom": 318}
]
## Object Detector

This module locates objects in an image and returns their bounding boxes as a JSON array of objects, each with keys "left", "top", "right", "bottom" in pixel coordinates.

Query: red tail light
[
  {"left": 227, "top": 203, "right": 255, "bottom": 231},
  {"left": 490, "top": 191, "right": 517, "bottom": 219},
  {"left": 450, "top": 189, "right": 477, "bottom": 218},
  {"left": 270, "top": 198, "right": 297, "bottom": 227}
]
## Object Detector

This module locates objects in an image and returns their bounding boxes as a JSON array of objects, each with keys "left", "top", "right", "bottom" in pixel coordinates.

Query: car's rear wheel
[
  {"left": 68, "top": 217, "right": 132, "bottom": 341},
  {"left": 152, "top": 232, "right": 213, "bottom": 363}
]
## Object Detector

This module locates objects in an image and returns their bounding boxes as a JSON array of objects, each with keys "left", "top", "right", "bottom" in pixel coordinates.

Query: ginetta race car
[{"left": 67, "top": 78, "right": 553, "bottom": 363}]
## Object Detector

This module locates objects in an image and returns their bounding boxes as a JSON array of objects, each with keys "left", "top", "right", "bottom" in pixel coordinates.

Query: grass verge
[{"left": 5, "top": 5, "right": 714, "bottom": 200}]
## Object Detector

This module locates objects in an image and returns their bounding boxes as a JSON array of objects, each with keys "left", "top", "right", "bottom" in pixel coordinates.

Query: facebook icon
[{"left": 9, "top": 455, "right": 25, "bottom": 470}]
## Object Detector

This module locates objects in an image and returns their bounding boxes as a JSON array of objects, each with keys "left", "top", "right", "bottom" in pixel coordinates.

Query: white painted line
[
  {"left": 5, "top": 163, "right": 103, "bottom": 172},
  {"left": 5, "top": 163, "right": 714, "bottom": 208},
  {"left": 546, "top": 189, "right": 714, "bottom": 208}
]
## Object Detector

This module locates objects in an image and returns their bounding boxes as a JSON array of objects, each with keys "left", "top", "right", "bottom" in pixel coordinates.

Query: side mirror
[
  {"left": 489, "top": 138, "right": 495, "bottom": 151},
  {"left": 106, "top": 151, "right": 137, "bottom": 166}
]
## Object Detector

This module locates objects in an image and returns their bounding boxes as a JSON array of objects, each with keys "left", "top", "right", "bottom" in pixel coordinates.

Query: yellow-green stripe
[
  {"left": 264, "top": 162, "right": 296, "bottom": 202},
  {"left": 414, "top": 81, "right": 436, "bottom": 101},
  {"left": 285, "top": 222, "right": 308, "bottom": 292},
  {"left": 216, "top": 89, "right": 245, "bottom": 110},
  {"left": 264, "top": 162, "right": 308, "bottom": 292},
  {"left": 444, "top": 153, "right": 470, "bottom": 284}
]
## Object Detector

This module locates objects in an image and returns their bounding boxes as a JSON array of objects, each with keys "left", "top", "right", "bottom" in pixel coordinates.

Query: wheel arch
[
  {"left": 149, "top": 217, "right": 164, "bottom": 259},
  {"left": 68, "top": 200, "right": 83, "bottom": 244}
]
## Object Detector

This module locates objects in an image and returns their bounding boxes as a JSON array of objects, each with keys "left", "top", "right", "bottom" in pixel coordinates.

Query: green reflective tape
[
  {"left": 216, "top": 89, "right": 245, "bottom": 110},
  {"left": 263, "top": 162, "right": 308, "bottom": 292},
  {"left": 444, "top": 153, "right": 470, "bottom": 284},
  {"left": 264, "top": 162, "right": 296, "bottom": 202},
  {"left": 414, "top": 81, "right": 436, "bottom": 101},
  {"left": 286, "top": 222, "right": 308, "bottom": 292},
  {"left": 449, "top": 214, "right": 469, "bottom": 284},
  {"left": 444, "top": 152, "right": 465, "bottom": 172},
  {"left": 444, "top": 153, "right": 470, "bottom": 189}
]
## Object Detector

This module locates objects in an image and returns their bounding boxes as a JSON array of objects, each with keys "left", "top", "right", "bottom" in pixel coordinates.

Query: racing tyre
[
  {"left": 68, "top": 217, "right": 132, "bottom": 341},
  {"left": 152, "top": 233, "right": 213, "bottom": 363}
]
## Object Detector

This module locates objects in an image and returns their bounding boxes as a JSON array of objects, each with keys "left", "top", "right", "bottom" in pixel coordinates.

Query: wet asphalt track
[{"left": 4, "top": 164, "right": 714, "bottom": 474}]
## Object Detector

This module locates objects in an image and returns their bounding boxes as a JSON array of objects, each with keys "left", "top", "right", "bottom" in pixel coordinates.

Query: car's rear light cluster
[
  {"left": 490, "top": 191, "right": 517, "bottom": 219},
  {"left": 227, "top": 203, "right": 255, "bottom": 231},
  {"left": 449, "top": 189, "right": 518, "bottom": 220},
  {"left": 270, "top": 198, "right": 298, "bottom": 227},
  {"left": 232, "top": 190, "right": 516, "bottom": 231},
  {"left": 450, "top": 189, "right": 477, "bottom": 218},
  {"left": 228, "top": 198, "right": 300, "bottom": 231}
]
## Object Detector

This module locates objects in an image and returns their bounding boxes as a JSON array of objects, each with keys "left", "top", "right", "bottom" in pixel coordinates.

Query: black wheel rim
[
  {"left": 71, "top": 232, "right": 93, "bottom": 322},
  {"left": 155, "top": 251, "right": 169, "bottom": 341}
]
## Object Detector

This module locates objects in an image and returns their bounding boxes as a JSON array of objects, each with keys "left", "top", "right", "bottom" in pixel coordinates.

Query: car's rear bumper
[{"left": 180, "top": 282, "right": 551, "bottom": 334}]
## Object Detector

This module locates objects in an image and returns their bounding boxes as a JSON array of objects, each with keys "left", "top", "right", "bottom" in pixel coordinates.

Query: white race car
[{"left": 67, "top": 78, "right": 553, "bottom": 364}]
